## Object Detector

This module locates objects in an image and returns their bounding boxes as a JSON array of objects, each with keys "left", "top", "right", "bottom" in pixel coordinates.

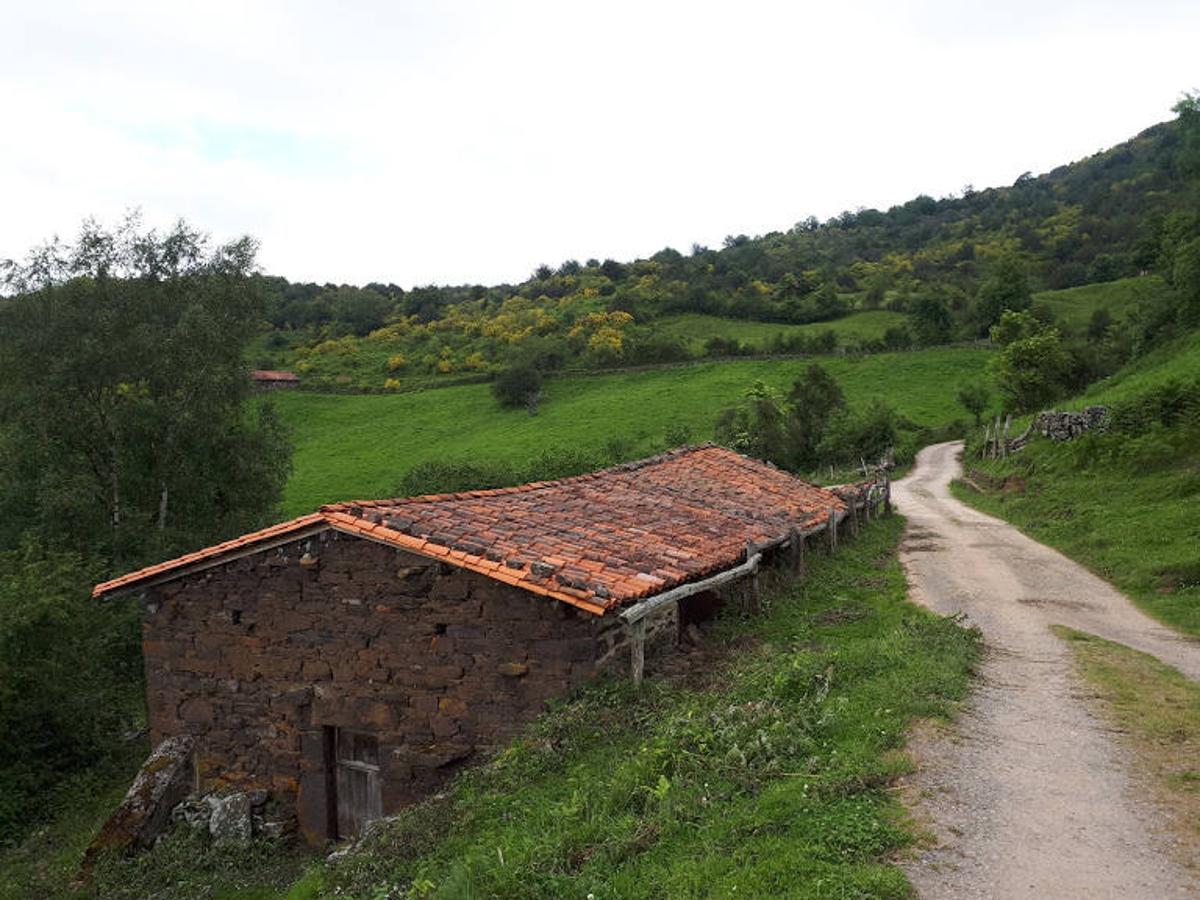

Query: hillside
[{"left": 248, "top": 108, "right": 1197, "bottom": 392}]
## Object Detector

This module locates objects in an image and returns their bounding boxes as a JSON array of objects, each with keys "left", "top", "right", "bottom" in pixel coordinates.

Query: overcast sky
[{"left": 4, "top": 1, "right": 1198, "bottom": 288}]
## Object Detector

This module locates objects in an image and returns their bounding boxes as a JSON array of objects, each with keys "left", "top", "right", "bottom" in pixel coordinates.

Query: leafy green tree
[
  {"left": 988, "top": 312, "right": 1070, "bottom": 412},
  {"left": 714, "top": 381, "right": 791, "bottom": 465},
  {"left": 1173, "top": 91, "right": 1200, "bottom": 179},
  {"left": 0, "top": 216, "right": 292, "bottom": 566},
  {"left": 787, "top": 364, "right": 847, "bottom": 468},
  {"left": 819, "top": 399, "right": 900, "bottom": 465},
  {"left": 0, "top": 542, "right": 142, "bottom": 842},
  {"left": 957, "top": 382, "right": 991, "bottom": 426},
  {"left": 909, "top": 294, "right": 952, "bottom": 345},
  {"left": 492, "top": 364, "right": 544, "bottom": 411},
  {"left": 1172, "top": 236, "right": 1200, "bottom": 326},
  {"left": 882, "top": 324, "right": 913, "bottom": 351},
  {"left": 976, "top": 254, "right": 1032, "bottom": 334}
]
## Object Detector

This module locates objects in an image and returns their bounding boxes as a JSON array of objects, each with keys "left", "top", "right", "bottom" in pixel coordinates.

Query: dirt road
[{"left": 894, "top": 441, "right": 1200, "bottom": 898}]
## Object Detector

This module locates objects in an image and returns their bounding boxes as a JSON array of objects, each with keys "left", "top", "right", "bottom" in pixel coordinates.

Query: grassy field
[
  {"left": 1033, "top": 275, "right": 1167, "bottom": 330},
  {"left": 271, "top": 348, "right": 991, "bottom": 515},
  {"left": 1054, "top": 628, "right": 1200, "bottom": 867},
  {"left": 649, "top": 310, "right": 908, "bottom": 351},
  {"left": 1074, "top": 328, "right": 1200, "bottom": 407}
]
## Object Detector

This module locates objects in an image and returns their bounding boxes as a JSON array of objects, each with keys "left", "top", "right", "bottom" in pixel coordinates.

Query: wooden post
[
  {"left": 849, "top": 496, "right": 860, "bottom": 537},
  {"left": 992, "top": 414, "right": 1002, "bottom": 460},
  {"left": 827, "top": 507, "right": 838, "bottom": 554},
  {"left": 1002, "top": 414, "right": 1012, "bottom": 458},
  {"left": 746, "top": 540, "right": 762, "bottom": 614},
  {"left": 630, "top": 618, "right": 646, "bottom": 686},
  {"left": 884, "top": 470, "right": 892, "bottom": 515},
  {"left": 788, "top": 526, "right": 805, "bottom": 575}
]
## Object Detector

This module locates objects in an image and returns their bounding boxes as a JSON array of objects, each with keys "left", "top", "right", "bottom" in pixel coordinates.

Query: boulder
[
  {"left": 208, "top": 792, "right": 253, "bottom": 844},
  {"left": 76, "top": 736, "right": 194, "bottom": 884}
]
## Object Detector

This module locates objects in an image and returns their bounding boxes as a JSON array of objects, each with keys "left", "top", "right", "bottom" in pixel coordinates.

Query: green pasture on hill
[
  {"left": 648, "top": 310, "right": 908, "bottom": 351},
  {"left": 1076, "top": 328, "right": 1200, "bottom": 406},
  {"left": 271, "top": 347, "right": 991, "bottom": 515},
  {"left": 1032, "top": 275, "right": 1165, "bottom": 329}
]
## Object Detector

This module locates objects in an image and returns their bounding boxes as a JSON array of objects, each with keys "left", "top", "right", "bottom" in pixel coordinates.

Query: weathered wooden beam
[
  {"left": 630, "top": 618, "right": 646, "bottom": 685},
  {"left": 827, "top": 507, "right": 838, "bottom": 553}
]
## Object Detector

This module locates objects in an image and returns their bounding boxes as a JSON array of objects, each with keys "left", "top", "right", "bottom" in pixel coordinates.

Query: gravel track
[{"left": 894, "top": 440, "right": 1199, "bottom": 898}]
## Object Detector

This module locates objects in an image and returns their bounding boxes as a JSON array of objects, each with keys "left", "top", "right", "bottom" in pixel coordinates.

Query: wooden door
[{"left": 335, "top": 730, "right": 382, "bottom": 839}]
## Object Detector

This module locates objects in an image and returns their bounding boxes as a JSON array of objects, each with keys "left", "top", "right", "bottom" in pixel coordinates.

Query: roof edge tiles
[{"left": 92, "top": 446, "right": 854, "bottom": 615}]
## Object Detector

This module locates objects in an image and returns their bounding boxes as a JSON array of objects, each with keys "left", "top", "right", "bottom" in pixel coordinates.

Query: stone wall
[{"left": 141, "top": 530, "right": 671, "bottom": 843}]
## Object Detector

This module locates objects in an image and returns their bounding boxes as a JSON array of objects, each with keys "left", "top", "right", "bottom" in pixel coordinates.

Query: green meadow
[
  {"left": 649, "top": 309, "right": 908, "bottom": 351},
  {"left": 271, "top": 347, "right": 991, "bottom": 515},
  {"left": 1032, "top": 275, "right": 1165, "bottom": 329}
]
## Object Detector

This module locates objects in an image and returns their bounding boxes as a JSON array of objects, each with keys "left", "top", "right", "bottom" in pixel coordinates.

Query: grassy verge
[
  {"left": 952, "top": 426, "right": 1200, "bottom": 638},
  {"left": 1053, "top": 627, "right": 1200, "bottom": 866},
  {"left": 272, "top": 348, "right": 989, "bottom": 515},
  {"left": 290, "top": 516, "right": 978, "bottom": 898}
]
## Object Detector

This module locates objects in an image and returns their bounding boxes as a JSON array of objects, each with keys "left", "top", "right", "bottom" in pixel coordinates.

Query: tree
[
  {"left": 1172, "top": 236, "right": 1200, "bottom": 326},
  {"left": 976, "top": 254, "right": 1032, "bottom": 334},
  {"left": 1173, "top": 91, "right": 1200, "bottom": 179},
  {"left": 988, "top": 312, "right": 1070, "bottom": 412},
  {"left": 957, "top": 382, "right": 991, "bottom": 426},
  {"left": 909, "top": 294, "right": 952, "bottom": 345},
  {"left": 492, "top": 364, "right": 544, "bottom": 412},
  {"left": 787, "top": 364, "right": 846, "bottom": 468},
  {"left": 0, "top": 215, "right": 292, "bottom": 566},
  {"left": 714, "top": 382, "right": 791, "bottom": 465}
]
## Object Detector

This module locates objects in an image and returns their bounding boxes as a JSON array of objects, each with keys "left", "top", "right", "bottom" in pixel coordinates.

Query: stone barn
[
  {"left": 250, "top": 369, "right": 300, "bottom": 391},
  {"left": 91, "top": 446, "right": 884, "bottom": 847}
]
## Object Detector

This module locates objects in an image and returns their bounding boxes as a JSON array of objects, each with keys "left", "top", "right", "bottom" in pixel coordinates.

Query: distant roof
[
  {"left": 251, "top": 370, "right": 299, "bottom": 382},
  {"left": 93, "top": 446, "right": 847, "bottom": 615}
]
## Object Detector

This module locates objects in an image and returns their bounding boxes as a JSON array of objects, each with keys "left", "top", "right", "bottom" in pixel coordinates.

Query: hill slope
[{"left": 272, "top": 347, "right": 990, "bottom": 514}]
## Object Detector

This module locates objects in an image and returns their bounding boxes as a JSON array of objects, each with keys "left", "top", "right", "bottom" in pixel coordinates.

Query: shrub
[
  {"left": 386, "top": 354, "right": 407, "bottom": 372},
  {"left": 0, "top": 543, "right": 143, "bottom": 843},
  {"left": 491, "top": 365, "right": 544, "bottom": 409}
]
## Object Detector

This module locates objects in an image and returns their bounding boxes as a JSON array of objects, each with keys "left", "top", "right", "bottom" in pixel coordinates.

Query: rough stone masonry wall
[{"left": 141, "top": 530, "right": 677, "bottom": 843}]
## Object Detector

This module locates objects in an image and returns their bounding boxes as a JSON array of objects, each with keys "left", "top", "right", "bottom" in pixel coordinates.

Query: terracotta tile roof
[
  {"left": 93, "top": 446, "right": 848, "bottom": 615},
  {"left": 251, "top": 370, "right": 299, "bottom": 382}
]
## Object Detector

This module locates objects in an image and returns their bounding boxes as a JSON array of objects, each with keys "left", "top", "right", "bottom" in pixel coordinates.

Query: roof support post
[
  {"left": 849, "top": 496, "right": 860, "bottom": 538},
  {"left": 827, "top": 507, "right": 838, "bottom": 554},
  {"left": 746, "top": 540, "right": 762, "bottom": 615},
  {"left": 629, "top": 618, "right": 646, "bottom": 686},
  {"left": 788, "top": 526, "right": 805, "bottom": 575}
]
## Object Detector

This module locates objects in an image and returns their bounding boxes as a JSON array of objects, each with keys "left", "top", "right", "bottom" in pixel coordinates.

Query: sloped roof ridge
[{"left": 321, "top": 443, "right": 725, "bottom": 512}]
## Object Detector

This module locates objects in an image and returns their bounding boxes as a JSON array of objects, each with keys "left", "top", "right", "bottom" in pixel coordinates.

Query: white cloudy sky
[{"left": 4, "top": 1, "right": 1198, "bottom": 287}]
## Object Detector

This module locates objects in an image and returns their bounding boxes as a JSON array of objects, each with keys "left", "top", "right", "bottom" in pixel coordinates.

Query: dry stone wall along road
[{"left": 894, "top": 440, "right": 1200, "bottom": 899}]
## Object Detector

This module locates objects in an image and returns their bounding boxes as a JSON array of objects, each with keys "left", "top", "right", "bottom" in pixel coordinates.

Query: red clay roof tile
[{"left": 93, "top": 446, "right": 850, "bottom": 615}]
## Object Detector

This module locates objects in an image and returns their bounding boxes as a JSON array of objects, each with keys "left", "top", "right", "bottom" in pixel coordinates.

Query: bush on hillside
[
  {"left": 0, "top": 543, "right": 143, "bottom": 844},
  {"left": 491, "top": 365, "right": 544, "bottom": 410}
]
